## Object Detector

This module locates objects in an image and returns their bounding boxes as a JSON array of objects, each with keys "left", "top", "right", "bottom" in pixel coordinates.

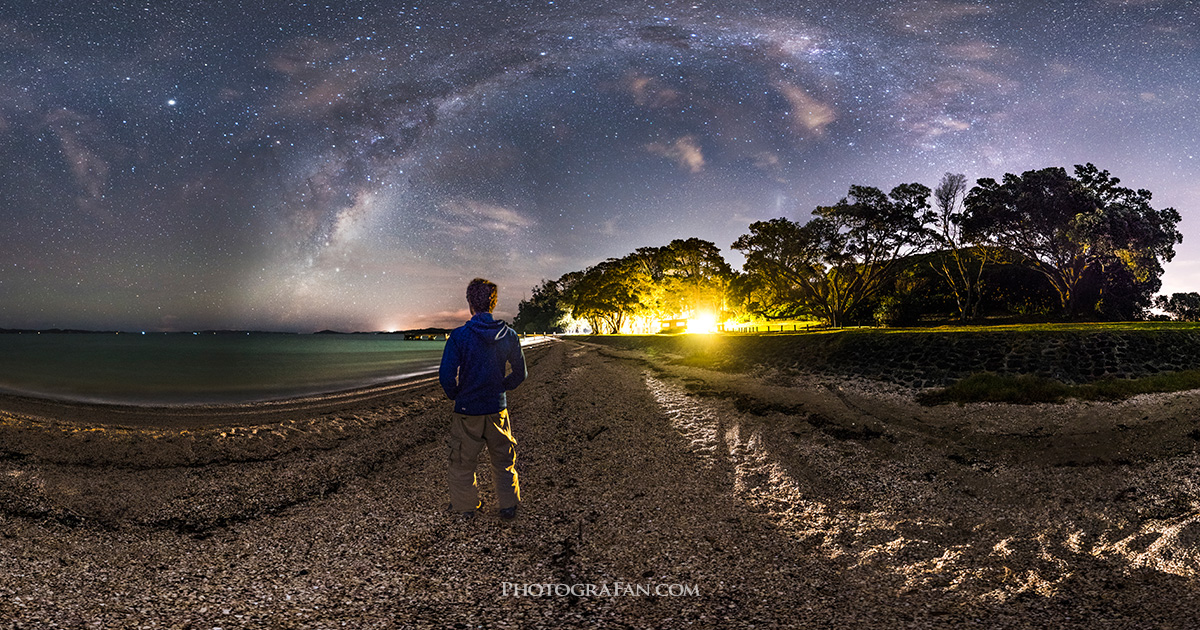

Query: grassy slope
[
  {"left": 578, "top": 321, "right": 1200, "bottom": 404},
  {"left": 729, "top": 321, "right": 1200, "bottom": 335}
]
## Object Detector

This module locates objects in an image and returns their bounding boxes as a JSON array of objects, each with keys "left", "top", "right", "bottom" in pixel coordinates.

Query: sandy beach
[{"left": 2, "top": 338, "right": 1200, "bottom": 628}]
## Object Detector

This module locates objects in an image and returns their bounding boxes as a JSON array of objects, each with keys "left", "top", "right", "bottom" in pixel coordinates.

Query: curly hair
[{"left": 466, "top": 278, "right": 498, "bottom": 314}]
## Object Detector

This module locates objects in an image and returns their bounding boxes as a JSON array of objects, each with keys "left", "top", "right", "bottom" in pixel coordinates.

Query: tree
[
  {"left": 732, "top": 183, "right": 934, "bottom": 327},
  {"left": 561, "top": 258, "right": 651, "bottom": 334},
  {"left": 554, "top": 239, "right": 735, "bottom": 334},
  {"left": 513, "top": 278, "right": 570, "bottom": 334},
  {"left": 928, "top": 172, "right": 995, "bottom": 321},
  {"left": 1154, "top": 293, "right": 1200, "bottom": 322},
  {"left": 620, "top": 246, "right": 670, "bottom": 329},
  {"left": 963, "top": 164, "right": 1181, "bottom": 318},
  {"left": 657, "top": 238, "right": 734, "bottom": 319},
  {"left": 1074, "top": 164, "right": 1180, "bottom": 318},
  {"left": 725, "top": 269, "right": 816, "bottom": 321}
]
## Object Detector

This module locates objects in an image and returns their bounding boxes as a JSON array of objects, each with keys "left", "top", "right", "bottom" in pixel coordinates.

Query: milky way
[{"left": 1, "top": 1, "right": 1196, "bottom": 331}]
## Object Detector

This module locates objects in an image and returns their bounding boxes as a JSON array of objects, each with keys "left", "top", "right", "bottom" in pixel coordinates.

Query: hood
[{"left": 465, "top": 312, "right": 511, "bottom": 342}]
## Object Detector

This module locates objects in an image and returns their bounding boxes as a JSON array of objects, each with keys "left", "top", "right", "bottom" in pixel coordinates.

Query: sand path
[{"left": 1, "top": 338, "right": 1199, "bottom": 628}]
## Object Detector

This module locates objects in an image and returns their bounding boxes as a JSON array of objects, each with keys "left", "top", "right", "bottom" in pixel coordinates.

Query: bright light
[{"left": 688, "top": 311, "right": 719, "bottom": 334}]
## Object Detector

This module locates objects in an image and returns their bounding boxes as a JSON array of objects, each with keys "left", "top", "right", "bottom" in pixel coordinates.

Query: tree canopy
[
  {"left": 1154, "top": 293, "right": 1200, "bottom": 322},
  {"left": 517, "top": 163, "right": 1185, "bottom": 332},
  {"left": 512, "top": 278, "right": 571, "bottom": 334},
  {"left": 963, "top": 164, "right": 1181, "bottom": 317},
  {"left": 551, "top": 238, "right": 733, "bottom": 334},
  {"left": 732, "top": 183, "right": 933, "bottom": 327}
]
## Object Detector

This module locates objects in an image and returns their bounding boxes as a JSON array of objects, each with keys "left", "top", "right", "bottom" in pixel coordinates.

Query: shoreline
[
  {"left": 0, "top": 372, "right": 443, "bottom": 429},
  {"left": 0, "top": 336, "right": 556, "bottom": 428}
]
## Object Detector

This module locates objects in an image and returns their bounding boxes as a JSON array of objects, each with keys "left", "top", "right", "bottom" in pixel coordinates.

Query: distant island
[{"left": 313, "top": 328, "right": 451, "bottom": 338}]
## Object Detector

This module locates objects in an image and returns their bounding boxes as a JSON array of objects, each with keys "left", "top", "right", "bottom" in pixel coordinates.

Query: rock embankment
[{"left": 580, "top": 329, "right": 1200, "bottom": 388}]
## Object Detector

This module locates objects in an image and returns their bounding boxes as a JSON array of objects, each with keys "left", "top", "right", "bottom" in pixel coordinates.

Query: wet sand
[
  {"left": 0, "top": 373, "right": 444, "bottom": 429},
  {"left": 1, "top": 338, "right": 1199, "bottom": 628}
]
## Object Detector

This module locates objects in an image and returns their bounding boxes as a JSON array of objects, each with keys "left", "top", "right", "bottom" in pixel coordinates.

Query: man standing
[{"left": 439, "top": 278, "right": 527, "bottom": 521}]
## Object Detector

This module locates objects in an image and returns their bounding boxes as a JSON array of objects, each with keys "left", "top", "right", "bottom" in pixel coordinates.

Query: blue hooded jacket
[{"left": 439, "top": 312, "right": 527, "bottom": 415}]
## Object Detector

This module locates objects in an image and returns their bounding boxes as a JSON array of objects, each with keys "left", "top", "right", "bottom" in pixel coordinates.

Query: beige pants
[{"left": 447, "top": 409, "right": 520, "bottom": 512}]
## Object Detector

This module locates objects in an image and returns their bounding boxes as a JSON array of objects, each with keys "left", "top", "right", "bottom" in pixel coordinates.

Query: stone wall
[{"left": 578, "top": 330, "right": 1200, "bottom": 388}]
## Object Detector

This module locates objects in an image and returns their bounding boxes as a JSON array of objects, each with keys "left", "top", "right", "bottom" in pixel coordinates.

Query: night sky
[{"left": 1, "top": 1, "right": 1196, "bottom": 332}]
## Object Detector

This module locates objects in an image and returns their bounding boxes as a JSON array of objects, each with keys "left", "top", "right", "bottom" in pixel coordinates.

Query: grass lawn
[
  {"left": 787, "top": 321, "right": 1200, "bottom": 335},
  {"left": 876, "top": 321, "right": 1200, "bottom": 334}
]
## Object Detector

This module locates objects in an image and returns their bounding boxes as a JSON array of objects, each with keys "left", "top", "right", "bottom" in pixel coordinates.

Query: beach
[{"left": 2, "top": 337, "right": 1200, "bottom": 628}]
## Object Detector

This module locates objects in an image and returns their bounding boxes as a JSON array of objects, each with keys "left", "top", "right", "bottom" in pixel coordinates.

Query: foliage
[
  {"left": 870, "top": 257, "right": 941, "bottom": 327},
  {"left": 1075, "top": 370, "right": 1200, "bottom": 400},
  {"left": 732, "top": 183, "right": 933, "bottom": 327},
  {"left": 873, "top": 295, "right": 913, "bottom": 327},
  {"left": 928, "top": 172, "right": 997, "bottom": 321},
  {"left": 561, "top": 258, "right": 648, "bottom": 334},
  {"left": 975, "top": 255, "right": 1060, "bottom": 320},
  {"left": 513, "top": 278, "right": 571, "bottom": 334},
  {"left": 553, "top": 238, "right": 734, "bottom": 334},
  {"left": 657, "top": 237, "right": 734, "bottom": 319},
  {"left": 725, "top": 270, "right": 820, "bottom": 322},
  {"left": 963, "top": 164, "right": 1182, "bottom": 318},
  {"left": 535, "top": 164, "right": 1184, "bottom": 332},
  {"left": 1154, "top": 292, "right": 1200, "bottom": 322},
  {"left": 1076, "top": 260, "right": 1159, "bottom": 321}
]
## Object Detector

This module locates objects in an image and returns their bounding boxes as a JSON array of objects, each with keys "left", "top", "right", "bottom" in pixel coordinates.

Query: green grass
[
  {"left": 710, "top": 321, "right": 1200, "bottom": 337},
  {"left": 917, "top": 373, "right": 1071, "bottom": 405},
  {"left": 1074, "top": 370, "right": 1200, "bottom": 401},
  {"left": 570, "top": 321, "right": 1200, "bottom": 337},
  {"left": 919, "top": 369, "right": 1200, "bottom": 405},
  {"left": 838, "top": 321, "right": 1200, "bottom": 335},
  {"left": 888, "top": 321, "right": 1200, "bottom": 334}
]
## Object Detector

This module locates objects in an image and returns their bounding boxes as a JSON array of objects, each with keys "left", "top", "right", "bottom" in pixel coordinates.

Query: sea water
[{"left": 0, "top": 333, "right": 447, "bottom": 405}]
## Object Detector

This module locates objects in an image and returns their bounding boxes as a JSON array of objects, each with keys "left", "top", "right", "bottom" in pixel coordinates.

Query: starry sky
[{"left": 1, "top": 0, "right": 1196, "bottom": 332}]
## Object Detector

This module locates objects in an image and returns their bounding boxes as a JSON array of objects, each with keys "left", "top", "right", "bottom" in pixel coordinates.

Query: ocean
[{"left": 0, "top": 333, "right": 447, "bottom": 405}]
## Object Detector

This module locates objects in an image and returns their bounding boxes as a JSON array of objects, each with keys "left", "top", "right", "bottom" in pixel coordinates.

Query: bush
[
  {"left": 873, "top": 295, "right": 921, "bottom": 327},
  {"left": 919, "top": 369, "right": 1200, "bottom": 405},
  {"left": 917, "top": 373, "right": 1069, "bottom": 405}
]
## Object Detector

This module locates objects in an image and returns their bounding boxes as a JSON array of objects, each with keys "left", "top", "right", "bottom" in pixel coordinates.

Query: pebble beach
[{"left": 2, "top": 338, "right": 1199, "bottom": 628}]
